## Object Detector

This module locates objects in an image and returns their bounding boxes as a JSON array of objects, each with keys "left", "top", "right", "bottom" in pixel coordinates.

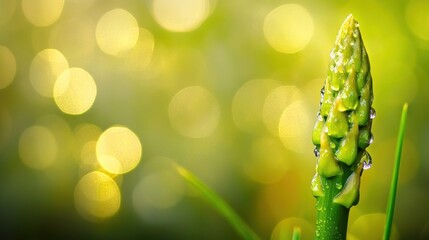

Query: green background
[{"left": 0, "top": 0, "right": 428, "bottom": 239}]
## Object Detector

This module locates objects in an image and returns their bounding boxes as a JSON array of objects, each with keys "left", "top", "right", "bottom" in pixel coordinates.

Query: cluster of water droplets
[{"left": 313, "top": 103, "right": 375, "bottom": 170}]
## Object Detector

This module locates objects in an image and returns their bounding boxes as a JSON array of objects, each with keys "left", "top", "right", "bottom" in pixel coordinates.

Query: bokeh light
[
  {"left": 243, "top": 137, "right": 290, "bottom": 184},
  {"left": 263, "top": 86, "right": 302, "bottom": 136},
  {"left": 279, "top": 101, "right": 311, "bottom": 153},
  {"left": 96, "top": 9, "right": 139, "bottom": 56},
  {"left": 406, "top": 0, "right": 429, "bottom": 41},
  {"left": 132, "top": 157, "right": 185, "bottom": 224},
  {"left": 122, "top": 28, "right": 155, "bottom": 71},
  {"left": 80, "top": 141, "right": 100, "bottom": 174},
  {"left": 134, "top": 170, "right": 184, "bottom": 210},
  {"left": 232, "top": 79, "right": 280, "bottom": 134},
  {"left": 73, "top": 124, "right": 103, "bottom": 175},
  {"left": 271, "top": 217, "right": 314, "bottom": 240},
  {"left": 263, "top": 4, "right": 314, "bottom": 54},
  {"left": 73, "top": 123, "right": 102, "bottom": 160},
  {"left": 74, "top": 171, "right": 121, "bottom": 221},
  {"left": 53, "top": 68, "right": 97, "bottom": 115},
  {"left": 22, "top": 0, "right": 64, "bottom": 27},
  {"left": 35, "top": 114, "right": 74, "bottom": 158},
  {"left": 19, "top": 126, "right": 57, "bottom": 170},
  {"left": 152, "top": 0, "right": 210, "bottom": 32},
  {"left": 96, "top": 126, "right": 142, "bottom": 174},
  {"left": 0, "top": 45, "right": 16, "bottom": 89},
  {"left": 1, "top": 1, "right": 429, "bottom": 238},
  {"left": 169, "top": 86, "right": 220, "bottom": 138},
  {"left": 349, "top": 213, "right": 400, "bottom": 240},
  {"left": 29, "top": 49, "right": 69, "bottom": 97}
]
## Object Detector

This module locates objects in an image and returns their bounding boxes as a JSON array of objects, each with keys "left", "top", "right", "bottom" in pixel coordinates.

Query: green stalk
[
  {"left": 383, "top": 103, "right": 408, "bottom": 240},
  {"left": 311, "top": 14, "right": 374, "bottom": 240},
  {"left": 176, "top": 165, "right": 260, "bottom": 240}
]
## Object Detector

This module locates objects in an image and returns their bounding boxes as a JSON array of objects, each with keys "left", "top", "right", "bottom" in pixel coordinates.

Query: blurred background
[{"left": 0, "top": 0, "right": 428, "bottom": 239}]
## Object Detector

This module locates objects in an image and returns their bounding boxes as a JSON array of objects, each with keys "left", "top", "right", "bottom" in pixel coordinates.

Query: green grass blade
[
  {"left": 383, "top": 103, "right": 408, "bottom": 240},
  {"left": 292, "top": 227, "right": 301, "bottom": 240},
  {"left": 176, "top": 165, "right": 260, "bottom": 240}
]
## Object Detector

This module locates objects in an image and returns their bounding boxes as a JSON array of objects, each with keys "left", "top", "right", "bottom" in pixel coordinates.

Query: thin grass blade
[
  {"left": 383, "top": 103, "right": 408, "bottom": 240},
  {"left": 292, "top": 227, "right": 301, "bottom": 240},
  {"left": 176, "top": 165, "right": 260, "bottom": 240}
]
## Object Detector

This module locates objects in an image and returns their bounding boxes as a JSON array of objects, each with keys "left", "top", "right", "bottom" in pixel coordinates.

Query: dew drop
[
  {"left": 323, "top": 126, "right": 329, "bottom": 133},
  {"left": 320, "top": 87, "right": 325, "bottom": 98},
  {"left": 361, "top": 151, "right": 372, "bottom": 170},
  {"left": 314, "top": 147, "right": 320, "bottom": 157},
  {"left": 330, "top": 142, "right": 336, "bottom": 149},
  {"left": 350, "top": 41, "right": 355, "bottom": 46},
  {"left": 370, "top": 107, "right": 376, "bottom": 119},
  {"left": 336, "top": 182, "right": 342, "bottom": 190},
  {"left": 363, "top": 159, "right": 372, "bottom": 170}
]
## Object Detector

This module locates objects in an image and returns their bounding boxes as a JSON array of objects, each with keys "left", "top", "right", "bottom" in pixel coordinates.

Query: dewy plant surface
[{"left": 311, "top": 14, "right": 374, "bottom": 240}]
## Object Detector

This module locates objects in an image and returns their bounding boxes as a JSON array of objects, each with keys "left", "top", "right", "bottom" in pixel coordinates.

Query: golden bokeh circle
[
  {"left": 53, "top": 68, "right": 97, "bottom": 115},
  {"left": 349, "top": 213, "right": 400, "bottom": 240},
  {"left": 169, "top": 86, "right": 220, "bottom": 138},
  {"left": 22, "top": 0, "right": 64, "bottom": 27},
  {"left": 232, "top": 79, "right": 280, "bottom": 134},
  {"left": 152, "top": 0, "right": 210, "bottom": 32},
  {"left": 263, "top": 4, "right": 314, "bottom": 53},
  {"left": 96, "top": 126, "right": 142, "bottom": 174},
  {"left": 19, "top": 126, "right": 57, "bottom": 170},
  {"left": 30, "top": 49, "right": 69, "bottom": 97},
  {"left": 96, "top": 9, "right": 140, "bottom": 56},
  {"left": 279, "top": 101, "right": 311, "bottom": 153},
  {"left": 263, "top": 86, "right": 302, "bottom": 136},
  {"left": 74, "top": 171, "right": 121, "bottom": 221}
]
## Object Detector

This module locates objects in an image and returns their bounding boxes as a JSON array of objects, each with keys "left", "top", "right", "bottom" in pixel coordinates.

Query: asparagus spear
[{"left": 311, "top": 14, "right": 374, "bottom": 240}]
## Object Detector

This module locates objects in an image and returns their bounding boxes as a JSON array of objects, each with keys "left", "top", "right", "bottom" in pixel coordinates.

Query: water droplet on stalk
[
  {"left": 330, "top": 142, "right": 336, "bottom": 149},
  {"left": 314, "top": 147, "right": 320, "bottom": 157},
  {"left": 336, "top": 182, "right": 342, "bottom": 189},
  {"left": 320, "top": 87, "right": 325, "bottom": 98},
  {"left": 361, "top": 151, "right": 372, "bottom": 170},
  {"left": 370, "top": 107, "right": 376, "bottom": 119}
]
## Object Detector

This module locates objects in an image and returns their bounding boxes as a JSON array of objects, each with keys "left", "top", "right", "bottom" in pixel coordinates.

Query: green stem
[
  {"left": 315, "top": 173, "right": 350, "bottom": 240},
  {"left": 383, "top": 103, "right": 408, "bottom": 240}
]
